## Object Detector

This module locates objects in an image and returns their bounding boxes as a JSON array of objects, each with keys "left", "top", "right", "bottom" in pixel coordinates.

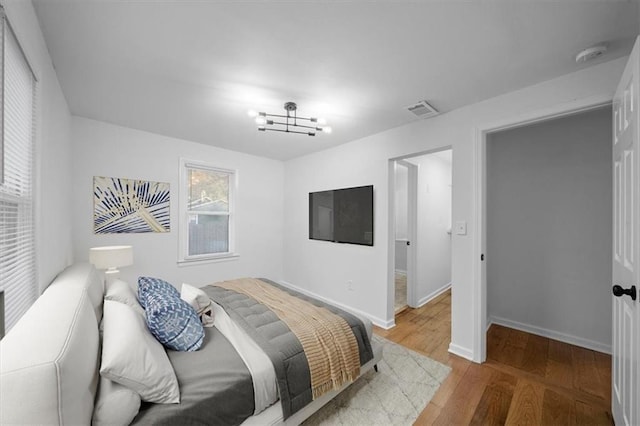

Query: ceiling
[{"left": 33, "top": 1, "right": 638, "bottom": 161}]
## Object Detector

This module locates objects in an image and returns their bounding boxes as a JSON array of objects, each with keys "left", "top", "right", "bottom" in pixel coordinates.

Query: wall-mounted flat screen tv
[{"left": 309, "top": 185, "right": 373, "bottom": 246}]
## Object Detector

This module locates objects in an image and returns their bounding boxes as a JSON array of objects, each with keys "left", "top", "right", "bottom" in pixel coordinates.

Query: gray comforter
[
  {"left": 132, "top": 327, "right": 254, "bottom": 425},
  {"left": 132, "top": 278, "right": 374, "bottom": 425}
]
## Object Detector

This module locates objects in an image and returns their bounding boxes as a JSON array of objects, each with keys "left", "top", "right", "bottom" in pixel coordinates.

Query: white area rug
[{"left": 303, "top": 335, "right": 451, "bottom": 426}]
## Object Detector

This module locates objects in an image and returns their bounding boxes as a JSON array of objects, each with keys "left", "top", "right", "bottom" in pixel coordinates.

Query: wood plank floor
[{"left": 374, "top": 290, "right": 613, "bottom": 425}]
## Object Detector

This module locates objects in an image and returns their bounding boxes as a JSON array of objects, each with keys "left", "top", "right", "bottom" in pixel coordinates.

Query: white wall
[
  {"left": 71, "top": 117, "right": 284, "bottom": 289},
  {"left": 2, "top": 0, "right": 74, "bottom": 291},
  {"left": 486, "top": 107, "right": 612, "bottom": 352},
  {"left": 283, "top": 57, "right": 625, "bottom": 357},
  {"left": 410, "top": 152, "right": 452, "bottom": 305}
]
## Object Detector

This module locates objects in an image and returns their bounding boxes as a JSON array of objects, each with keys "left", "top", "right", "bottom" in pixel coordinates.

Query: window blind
[{"left": 0, "top": 10, "right": 37, "bottom": 333}]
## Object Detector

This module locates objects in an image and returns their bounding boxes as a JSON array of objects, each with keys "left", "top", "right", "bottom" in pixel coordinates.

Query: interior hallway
[{"left": 374, "top": 290, "right": 612, "bottom": 425}]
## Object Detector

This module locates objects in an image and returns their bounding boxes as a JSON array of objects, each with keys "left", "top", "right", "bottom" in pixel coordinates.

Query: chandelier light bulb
[
  {"left": 322, "top": 126, "right": 332, "bottom": 134},
  {"left": 255, "top": 116, "right": 266, "bottom": 125},
  {"left": 247, "top": 110, "right": 258, "bottom": 117},
  {"left": 317, "top": 118, "right": 327, "bottom": 125}
]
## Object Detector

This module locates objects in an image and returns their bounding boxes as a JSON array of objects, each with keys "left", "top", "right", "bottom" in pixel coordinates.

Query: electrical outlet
[{"left": 347, "top": 280, "right": 354, "bottom": 291}]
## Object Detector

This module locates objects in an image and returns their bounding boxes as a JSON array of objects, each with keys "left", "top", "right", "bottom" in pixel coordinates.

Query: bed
[{"left": 0, "top": 264, "right": 382, "bottom": 425}]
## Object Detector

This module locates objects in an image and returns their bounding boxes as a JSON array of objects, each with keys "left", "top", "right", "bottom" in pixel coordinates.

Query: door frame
[
  {"left": 471, "top": 94, "right": 612, "bottom": 362},
  {"left": 388, "top": 147, "right": 453, "bottom": 324},
  {"left": 396, "top": 159, "right": 418, "bottom": 308},
  {"left": 388, "top": 159, "right": 418, "bottom": 323}
]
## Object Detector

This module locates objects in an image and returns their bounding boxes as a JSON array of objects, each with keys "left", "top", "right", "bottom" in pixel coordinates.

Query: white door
[
  {"left": 393, "top": 160, "right": 417, "bottom": 310},
  {"left": 406, "top": 161, "right": 418, "bottom": 308},
  {"left": 612, "top": 35, "right": 640, "bottom": 426}
]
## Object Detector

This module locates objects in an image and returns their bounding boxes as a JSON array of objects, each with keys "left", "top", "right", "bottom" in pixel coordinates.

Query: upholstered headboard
[{"left": 0, "top": 263, "right": 104, "bottom": 425}]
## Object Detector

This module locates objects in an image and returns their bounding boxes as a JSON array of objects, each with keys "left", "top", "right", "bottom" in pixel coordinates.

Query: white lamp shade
[{"left": 89, "top": 245, "right": 133, "bottom": 271}]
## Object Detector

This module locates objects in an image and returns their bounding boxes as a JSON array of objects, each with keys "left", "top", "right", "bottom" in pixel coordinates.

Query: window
[
  {"left": 0, "top": 8, "right": 37, "bottom": 332},
  {"left": 179, "top": 159, "right": 236, "bottom": 263}
]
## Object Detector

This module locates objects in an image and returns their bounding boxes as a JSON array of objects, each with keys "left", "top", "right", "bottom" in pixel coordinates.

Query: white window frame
[
  {"left": 178, "top": 158, "right": 238, "bottom": 265},
  {"left": 0, "top": 6, "right": 38, "bottom": 333}
]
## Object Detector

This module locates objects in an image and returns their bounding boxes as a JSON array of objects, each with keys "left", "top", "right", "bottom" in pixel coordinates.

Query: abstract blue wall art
[{"left": 94, "top": 176, "right": 170, "bottom": 233}]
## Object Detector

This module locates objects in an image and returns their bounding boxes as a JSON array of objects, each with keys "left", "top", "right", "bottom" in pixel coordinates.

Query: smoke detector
[
  {"left": 575, "top": 44, "right": 608, "bottom": 63},
  {"left": 406, "top": 100, "right": 439, "bottom": 119}
]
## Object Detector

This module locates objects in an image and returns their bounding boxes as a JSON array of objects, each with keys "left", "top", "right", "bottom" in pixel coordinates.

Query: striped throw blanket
[{"left": 216, "top": 278, "right": 361, "bottom": 399}]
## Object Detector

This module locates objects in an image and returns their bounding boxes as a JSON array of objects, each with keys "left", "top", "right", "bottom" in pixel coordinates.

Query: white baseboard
[
  {"left": 379, "top": 318, "right": 396, "bottom": 329},
  {"left": 448, "top": 342, "right": 474, "bottom": 361},
  {"left": 278, "top": 280, "right": 393, "bottom": 329},
  {"left": 416, "top": 282, "right": 451, "bottom": 308},
  {"left": 488, "top": 315, "right": 611, "bottom": 354}
]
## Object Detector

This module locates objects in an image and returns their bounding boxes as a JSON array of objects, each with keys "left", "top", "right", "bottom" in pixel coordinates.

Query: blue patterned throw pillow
[
  {"left": 137, "top": 277, "right": 204, "bottom": 352},
  {"left": 137, "top": 276, "right": 180, "bottom": 309}
]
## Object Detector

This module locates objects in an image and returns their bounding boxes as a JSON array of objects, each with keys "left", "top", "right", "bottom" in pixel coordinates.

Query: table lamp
[{"left": 89, "top": 245, "right": 133, "bottom": 277}]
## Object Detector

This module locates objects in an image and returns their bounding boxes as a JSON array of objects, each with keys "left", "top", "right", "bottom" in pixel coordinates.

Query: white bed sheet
[{"left": 211, "top": 301, "right": 278, "bottom": 415}]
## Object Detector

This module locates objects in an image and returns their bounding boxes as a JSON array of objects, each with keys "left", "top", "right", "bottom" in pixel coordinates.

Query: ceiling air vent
[{"left": 406, "top": 100, "right": 439, "bottom": 119}]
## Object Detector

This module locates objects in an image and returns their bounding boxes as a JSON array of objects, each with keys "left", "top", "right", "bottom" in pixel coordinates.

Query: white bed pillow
[
  {"left": 181, "top": 283, "right": 215, "bottom": 327},
  {"left": 105, "top": 279, "right": 145, "bottom": 315},
  {"left": 100, "top": 300, "right": 180, "bottom": 403},
  {"left": 92, "top": 378, "right": 141, "bottom": 426}
]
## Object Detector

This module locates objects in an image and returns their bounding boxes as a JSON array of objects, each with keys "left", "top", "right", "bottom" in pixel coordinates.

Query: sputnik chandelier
[{"left": 248, "top": 102, "right": 331, "bottom": 136}]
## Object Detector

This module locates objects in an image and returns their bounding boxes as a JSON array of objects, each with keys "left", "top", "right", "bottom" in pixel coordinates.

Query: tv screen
[{"left": 309, "top": 185, "right": 373, "bottom": 246}]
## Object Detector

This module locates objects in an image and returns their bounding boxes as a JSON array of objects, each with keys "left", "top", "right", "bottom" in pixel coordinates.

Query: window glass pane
[
  {"left": 188, "top": 214, "right": 229, "bottom": 255},
  {"left": 188, "top": 169, "right": 229, "bottom": 212}
]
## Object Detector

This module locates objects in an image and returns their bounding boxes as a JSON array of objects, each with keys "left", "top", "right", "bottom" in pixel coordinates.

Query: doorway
[
  {"left": 391, "top": 148, "right": 453, "bottom": 319},
  {"left": 486, "top": 107, "right": 612, "bottom": 351},
  {"left": 473, "top": 100, "right": 613, "bottom": 362},
  {"left": 394, "top": 161, "right": 410, "bottom": 313}
]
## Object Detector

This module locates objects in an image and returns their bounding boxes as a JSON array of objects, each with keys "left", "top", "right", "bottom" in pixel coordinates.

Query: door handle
[{"left": 612, "top": 285, "right": 637, "bottom": 301}]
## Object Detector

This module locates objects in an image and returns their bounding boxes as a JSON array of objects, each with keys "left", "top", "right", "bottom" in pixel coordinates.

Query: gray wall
[{"left": 487, "top": 106, "right": 612, "bottom": 351}]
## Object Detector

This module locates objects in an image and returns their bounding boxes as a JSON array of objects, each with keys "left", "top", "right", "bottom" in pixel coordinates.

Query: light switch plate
[{"left": 455, "top": 221, "right": 467, "bottom": 235}]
